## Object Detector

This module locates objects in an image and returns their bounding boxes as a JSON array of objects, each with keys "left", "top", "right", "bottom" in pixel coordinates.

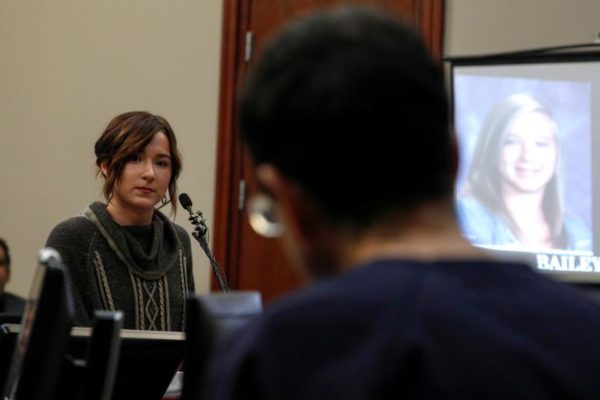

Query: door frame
[{"left": 212, "top": 0, "right": 445, "bottom": 290}]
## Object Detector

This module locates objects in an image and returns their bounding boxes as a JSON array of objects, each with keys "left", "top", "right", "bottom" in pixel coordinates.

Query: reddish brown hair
[{"left": 95, "top": 111, "right": 182, "bottom": 213}]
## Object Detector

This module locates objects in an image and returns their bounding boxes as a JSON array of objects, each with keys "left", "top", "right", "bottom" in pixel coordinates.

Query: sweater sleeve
[{"left": 45, "top": 217, "right": 95, "bottom": 327}]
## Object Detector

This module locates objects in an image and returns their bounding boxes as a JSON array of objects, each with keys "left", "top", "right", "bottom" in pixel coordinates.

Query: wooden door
[{"left": 213, "top": 0, "right": 445, "bottom": 303}]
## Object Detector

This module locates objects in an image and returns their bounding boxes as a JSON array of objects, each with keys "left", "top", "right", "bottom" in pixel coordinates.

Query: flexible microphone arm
[{"left": 179, "top": 193, "right": 229, "bottom": 292}]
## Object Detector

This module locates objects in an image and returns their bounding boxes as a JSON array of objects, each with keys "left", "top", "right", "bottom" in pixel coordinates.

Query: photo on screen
[{"left": 449, "top": 54, "right": 600, "bottom": 280}]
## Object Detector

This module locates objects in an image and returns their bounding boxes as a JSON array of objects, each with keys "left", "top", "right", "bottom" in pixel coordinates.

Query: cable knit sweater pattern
[{"left": 46, "top": 202, "right": 194, "bottom": 331}]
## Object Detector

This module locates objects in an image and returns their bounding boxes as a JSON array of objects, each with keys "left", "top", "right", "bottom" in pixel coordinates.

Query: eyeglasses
[{"left": 247, "top": 193, "right": 284, "bottom": 238}]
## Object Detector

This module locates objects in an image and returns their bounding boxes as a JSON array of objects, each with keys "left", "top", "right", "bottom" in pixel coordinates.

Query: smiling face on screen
[{"left": 498, "top": 110, "right": 558, "bottom": 195}]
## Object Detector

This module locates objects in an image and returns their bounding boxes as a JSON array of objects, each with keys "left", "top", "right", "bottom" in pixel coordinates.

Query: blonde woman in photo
[{"left": 457, "top": 93, "right": 591, "bottom": 251}]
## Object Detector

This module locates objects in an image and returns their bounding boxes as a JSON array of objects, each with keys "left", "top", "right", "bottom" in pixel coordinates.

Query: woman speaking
[{"left": 46, "top": 111, "right": 194, "bottom": 331}]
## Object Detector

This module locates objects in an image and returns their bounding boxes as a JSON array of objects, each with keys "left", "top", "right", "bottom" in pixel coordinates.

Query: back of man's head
[{"left": 239, "top": 6, "right": 453, "bottom": 230}]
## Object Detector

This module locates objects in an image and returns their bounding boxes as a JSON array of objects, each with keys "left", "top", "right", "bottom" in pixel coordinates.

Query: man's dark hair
[
  {"left": 0, "top": 238, "right": 10, "bottom": 269},
  {"left": 238, "top": 6, "right": 453, "bottom": 229}
]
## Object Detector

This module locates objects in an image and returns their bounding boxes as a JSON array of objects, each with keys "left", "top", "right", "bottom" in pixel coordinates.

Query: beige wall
[
  {"left": 0, "top": 1, "right": 222, "bottom": 296},
  {"left": 445, "top": 0, "right": 600, "bottom": 56}
]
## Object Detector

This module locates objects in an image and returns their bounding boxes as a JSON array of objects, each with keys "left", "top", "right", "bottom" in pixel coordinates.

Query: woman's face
[
  {"left": 110, "top": 131, "right": 173, "bottom": 216},
  {"left": 498, "top": 110, "right": 558, "bottom": 194}
]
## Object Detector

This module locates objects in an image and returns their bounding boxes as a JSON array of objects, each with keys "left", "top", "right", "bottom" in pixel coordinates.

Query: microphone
[
  {"left": 179, "top": 193, "right": 229, "bottom": 292},
  {"left": 179, "top": 192, "right": 194, "bottom": 214},
  {"left": 178, "top": 193, "right": 207, "bottom": 236}
]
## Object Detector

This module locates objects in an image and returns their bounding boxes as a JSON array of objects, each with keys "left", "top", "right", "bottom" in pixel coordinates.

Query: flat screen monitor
[
  {"left": 67, "top": 327, "right": 185, "bottom": 400},
  {"left": 0, "top": 320, "right": 185, "bottom": 400},
  {"left": 2, "top": 248, "right": 75, "bottom": 400},
  {"left": 0, "top": 323, "right": 181, "bottom": 400},
  {"left": 448, "top": 48, "right": 600, "bottom": 282}
]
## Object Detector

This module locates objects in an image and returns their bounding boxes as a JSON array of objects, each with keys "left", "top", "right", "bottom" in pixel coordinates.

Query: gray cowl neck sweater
[{"left": 84, "top": 201, "right": 181, "bottom": 280}]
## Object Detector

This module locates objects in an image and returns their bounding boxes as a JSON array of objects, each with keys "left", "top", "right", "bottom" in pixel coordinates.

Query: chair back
[{"left": 182, "top": 291, "right": 262, "bottom": 400}]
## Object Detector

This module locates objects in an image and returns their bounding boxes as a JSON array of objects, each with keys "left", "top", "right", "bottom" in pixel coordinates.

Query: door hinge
[
  {"left": 245, "top": 31, "right": 254, "bottom": 63},
  {"left": 238, "top": 179, "right": 246, "bottom": 211}
]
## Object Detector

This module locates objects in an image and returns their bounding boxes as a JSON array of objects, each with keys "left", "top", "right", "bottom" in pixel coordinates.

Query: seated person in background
[
  {"left": 0, "top": 238, "right": 25, "bottom": 316},
  {"left": 207, "top": 6, "right": 600, "bottom": 399},
  {"left": 456, "top": 93, "right": 591, "bottom": 252},
  {"left": 45, "top": 111, "right": 194, "bottom": 331}
]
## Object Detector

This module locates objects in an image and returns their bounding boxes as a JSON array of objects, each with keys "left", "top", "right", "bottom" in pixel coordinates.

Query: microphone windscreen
[{"left": 179, "top": 193, "right": 193, "bottom": 209}]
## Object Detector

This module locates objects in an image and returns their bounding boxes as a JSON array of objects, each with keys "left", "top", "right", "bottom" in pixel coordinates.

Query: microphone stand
[{"left": 186, "top": 209, "right": 229, "bottom": 292}]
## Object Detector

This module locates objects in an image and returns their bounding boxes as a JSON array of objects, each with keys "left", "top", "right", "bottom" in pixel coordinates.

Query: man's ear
[{"left": 255, "top": 164, "right": 320, "bottom": 244}]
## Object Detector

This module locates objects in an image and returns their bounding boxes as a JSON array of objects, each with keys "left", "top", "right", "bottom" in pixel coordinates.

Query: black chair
[
  {"left": 182, "top": 291, "right": 263, "bottom": 400},
  {"left": 80, "top": 310, "right": 123, "bottom": 400}
]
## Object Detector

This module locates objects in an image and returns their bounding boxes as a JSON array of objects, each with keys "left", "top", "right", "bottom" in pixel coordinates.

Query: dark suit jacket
[{"left": 0, "top": 292, "right": 25, "bottom": 317}]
